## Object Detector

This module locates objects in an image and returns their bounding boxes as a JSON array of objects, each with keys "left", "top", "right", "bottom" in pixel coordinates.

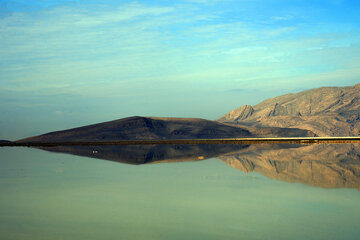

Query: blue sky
[{"left": 0, "top": 0, "right": 359, "bottom": 139}]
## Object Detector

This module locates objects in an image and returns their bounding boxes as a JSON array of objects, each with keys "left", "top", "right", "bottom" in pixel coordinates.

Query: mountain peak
[{"left": 218, "top": 104, "right": 254, "bottom": 122}]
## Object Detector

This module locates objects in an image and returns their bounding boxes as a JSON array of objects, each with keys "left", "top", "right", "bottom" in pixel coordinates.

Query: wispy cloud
[{"left": 0, "top": 0, "right": 359, "bottom": 137}]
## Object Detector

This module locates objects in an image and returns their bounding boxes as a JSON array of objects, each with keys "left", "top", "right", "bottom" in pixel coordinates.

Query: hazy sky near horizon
[{"left": 1, "top": 0, "right": 360, "bottom": 139}]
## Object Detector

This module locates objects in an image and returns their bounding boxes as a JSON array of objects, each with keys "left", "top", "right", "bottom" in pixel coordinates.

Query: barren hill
[
  {"left": 218, "top": 83, "right": 360, "bottom": 136},
  {"left": 17, "top": 116, "right": 315, "bottom": 143},
  {"left": 17, "top": 116, "right": 253, "bottom": 142}
]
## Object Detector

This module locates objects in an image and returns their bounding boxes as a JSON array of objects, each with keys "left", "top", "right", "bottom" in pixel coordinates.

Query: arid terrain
[
  {"left": 4, "top": 84, "right": 358, "bottom": 143},
  {"left": 218, "top": 83, "right": 360, "bottom": 136},
  {"left": 16, "top": 116, "right": 315, "bottom": 143}
]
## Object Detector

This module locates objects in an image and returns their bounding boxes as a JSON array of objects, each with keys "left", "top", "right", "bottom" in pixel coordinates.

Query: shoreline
[{"left": 1, "top": 137, "right": 360, "bottom": 146}]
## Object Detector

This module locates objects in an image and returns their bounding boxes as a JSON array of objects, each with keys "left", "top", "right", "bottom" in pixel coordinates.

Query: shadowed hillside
[
  {"left": 17, "top": 117, "right": 253, "bottom": 142},
  {"left": 16, "top": 116, "right": 315, "bottom": 143}
]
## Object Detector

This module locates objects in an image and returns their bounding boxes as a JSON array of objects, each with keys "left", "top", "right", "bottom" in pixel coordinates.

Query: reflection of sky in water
[{"left": 1, "top": 147, "right": 360, "bottom": 240}]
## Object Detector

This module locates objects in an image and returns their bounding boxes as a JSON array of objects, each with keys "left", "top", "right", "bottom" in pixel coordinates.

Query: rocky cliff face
[{"left": 218, "top": 83, "right": 360, "bottom": 136}]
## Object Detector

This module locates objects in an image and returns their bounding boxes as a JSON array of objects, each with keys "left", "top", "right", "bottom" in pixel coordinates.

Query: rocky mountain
[
  {"left": 16, "top": 116, "right": 315, "bottom": 143},
  {"left": 218, "top": 83, "right": 360, "bottom": 136}
]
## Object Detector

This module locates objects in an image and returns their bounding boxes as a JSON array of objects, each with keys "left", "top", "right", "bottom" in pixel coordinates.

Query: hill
[
  {"left": 17, "top": 116, "right": 253, "bottom": 142},
  {"left": 218, "top": 83, "right": 360, "bottom": 136},
  {"left": 16, "top": 116, "right": 315, "bottom": 143}
]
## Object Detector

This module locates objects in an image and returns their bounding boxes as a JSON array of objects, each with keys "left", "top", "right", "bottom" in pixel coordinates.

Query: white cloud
[
  {"left": 72, "top": 4, "right": 174, "bottom": 27},
  {"left": 0, "top": 0, "right": 359, "bottom": 99},
  {"left": 54, "top": 110, "right": 64, "bottom": 115},
  {"left": 271, "top": 15, "right": 293, "bottom": 21}
]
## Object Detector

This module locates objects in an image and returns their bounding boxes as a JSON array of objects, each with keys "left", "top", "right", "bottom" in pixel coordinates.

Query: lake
[{"left": 1, "top": 143, "right": 360, "bottom": 240}]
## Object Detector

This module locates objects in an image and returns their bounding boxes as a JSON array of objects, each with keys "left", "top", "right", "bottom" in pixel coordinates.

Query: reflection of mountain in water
[
  {"left": 39, "top": 144, "right": 360, "bottom": 189},
  {"left": 219, "top": 144, "right": 360, "bottom": 189}
]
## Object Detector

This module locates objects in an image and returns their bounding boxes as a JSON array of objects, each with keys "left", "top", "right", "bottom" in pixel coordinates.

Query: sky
[{"left": 0, "top": 0, "right": 359, "bottom": 140}]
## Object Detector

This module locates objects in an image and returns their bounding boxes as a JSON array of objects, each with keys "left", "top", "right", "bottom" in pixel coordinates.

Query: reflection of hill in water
[
  {"left": 39, "top": 144, "right": 360, "bottom": 189},
  {"left": 39, "top": 144, "right": 248, "bottom": 165},
  {"left": 219, "top": 144, "right": 360, "bottom": 189}
]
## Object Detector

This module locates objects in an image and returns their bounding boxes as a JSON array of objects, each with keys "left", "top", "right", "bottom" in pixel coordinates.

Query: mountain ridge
[
  {"left": 218, "top": 83, "right": 360, "bottom": 136},
  {"left": 14, "top": 84, "right": 360, "bottom": 142}
]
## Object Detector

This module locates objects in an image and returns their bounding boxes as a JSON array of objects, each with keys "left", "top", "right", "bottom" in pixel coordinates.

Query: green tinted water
[{"left": 0, "top": 147, "right": 359, "bottom": 240}]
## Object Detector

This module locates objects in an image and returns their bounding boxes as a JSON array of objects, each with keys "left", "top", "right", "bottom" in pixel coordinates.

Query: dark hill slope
[
  {"left": 17, "top": 116, "right": 254, "bottom": 142},
  {"left": 218, "top": 83, "right": 360, "bottom": 136},
  {"left": 17, "top": 116, "right": 316, "bottom": 143}
]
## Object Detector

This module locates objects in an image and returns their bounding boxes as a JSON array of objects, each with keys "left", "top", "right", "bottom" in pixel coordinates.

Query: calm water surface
[{"left": 1, "top": 144, "right": 360, "bottom": 240}]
